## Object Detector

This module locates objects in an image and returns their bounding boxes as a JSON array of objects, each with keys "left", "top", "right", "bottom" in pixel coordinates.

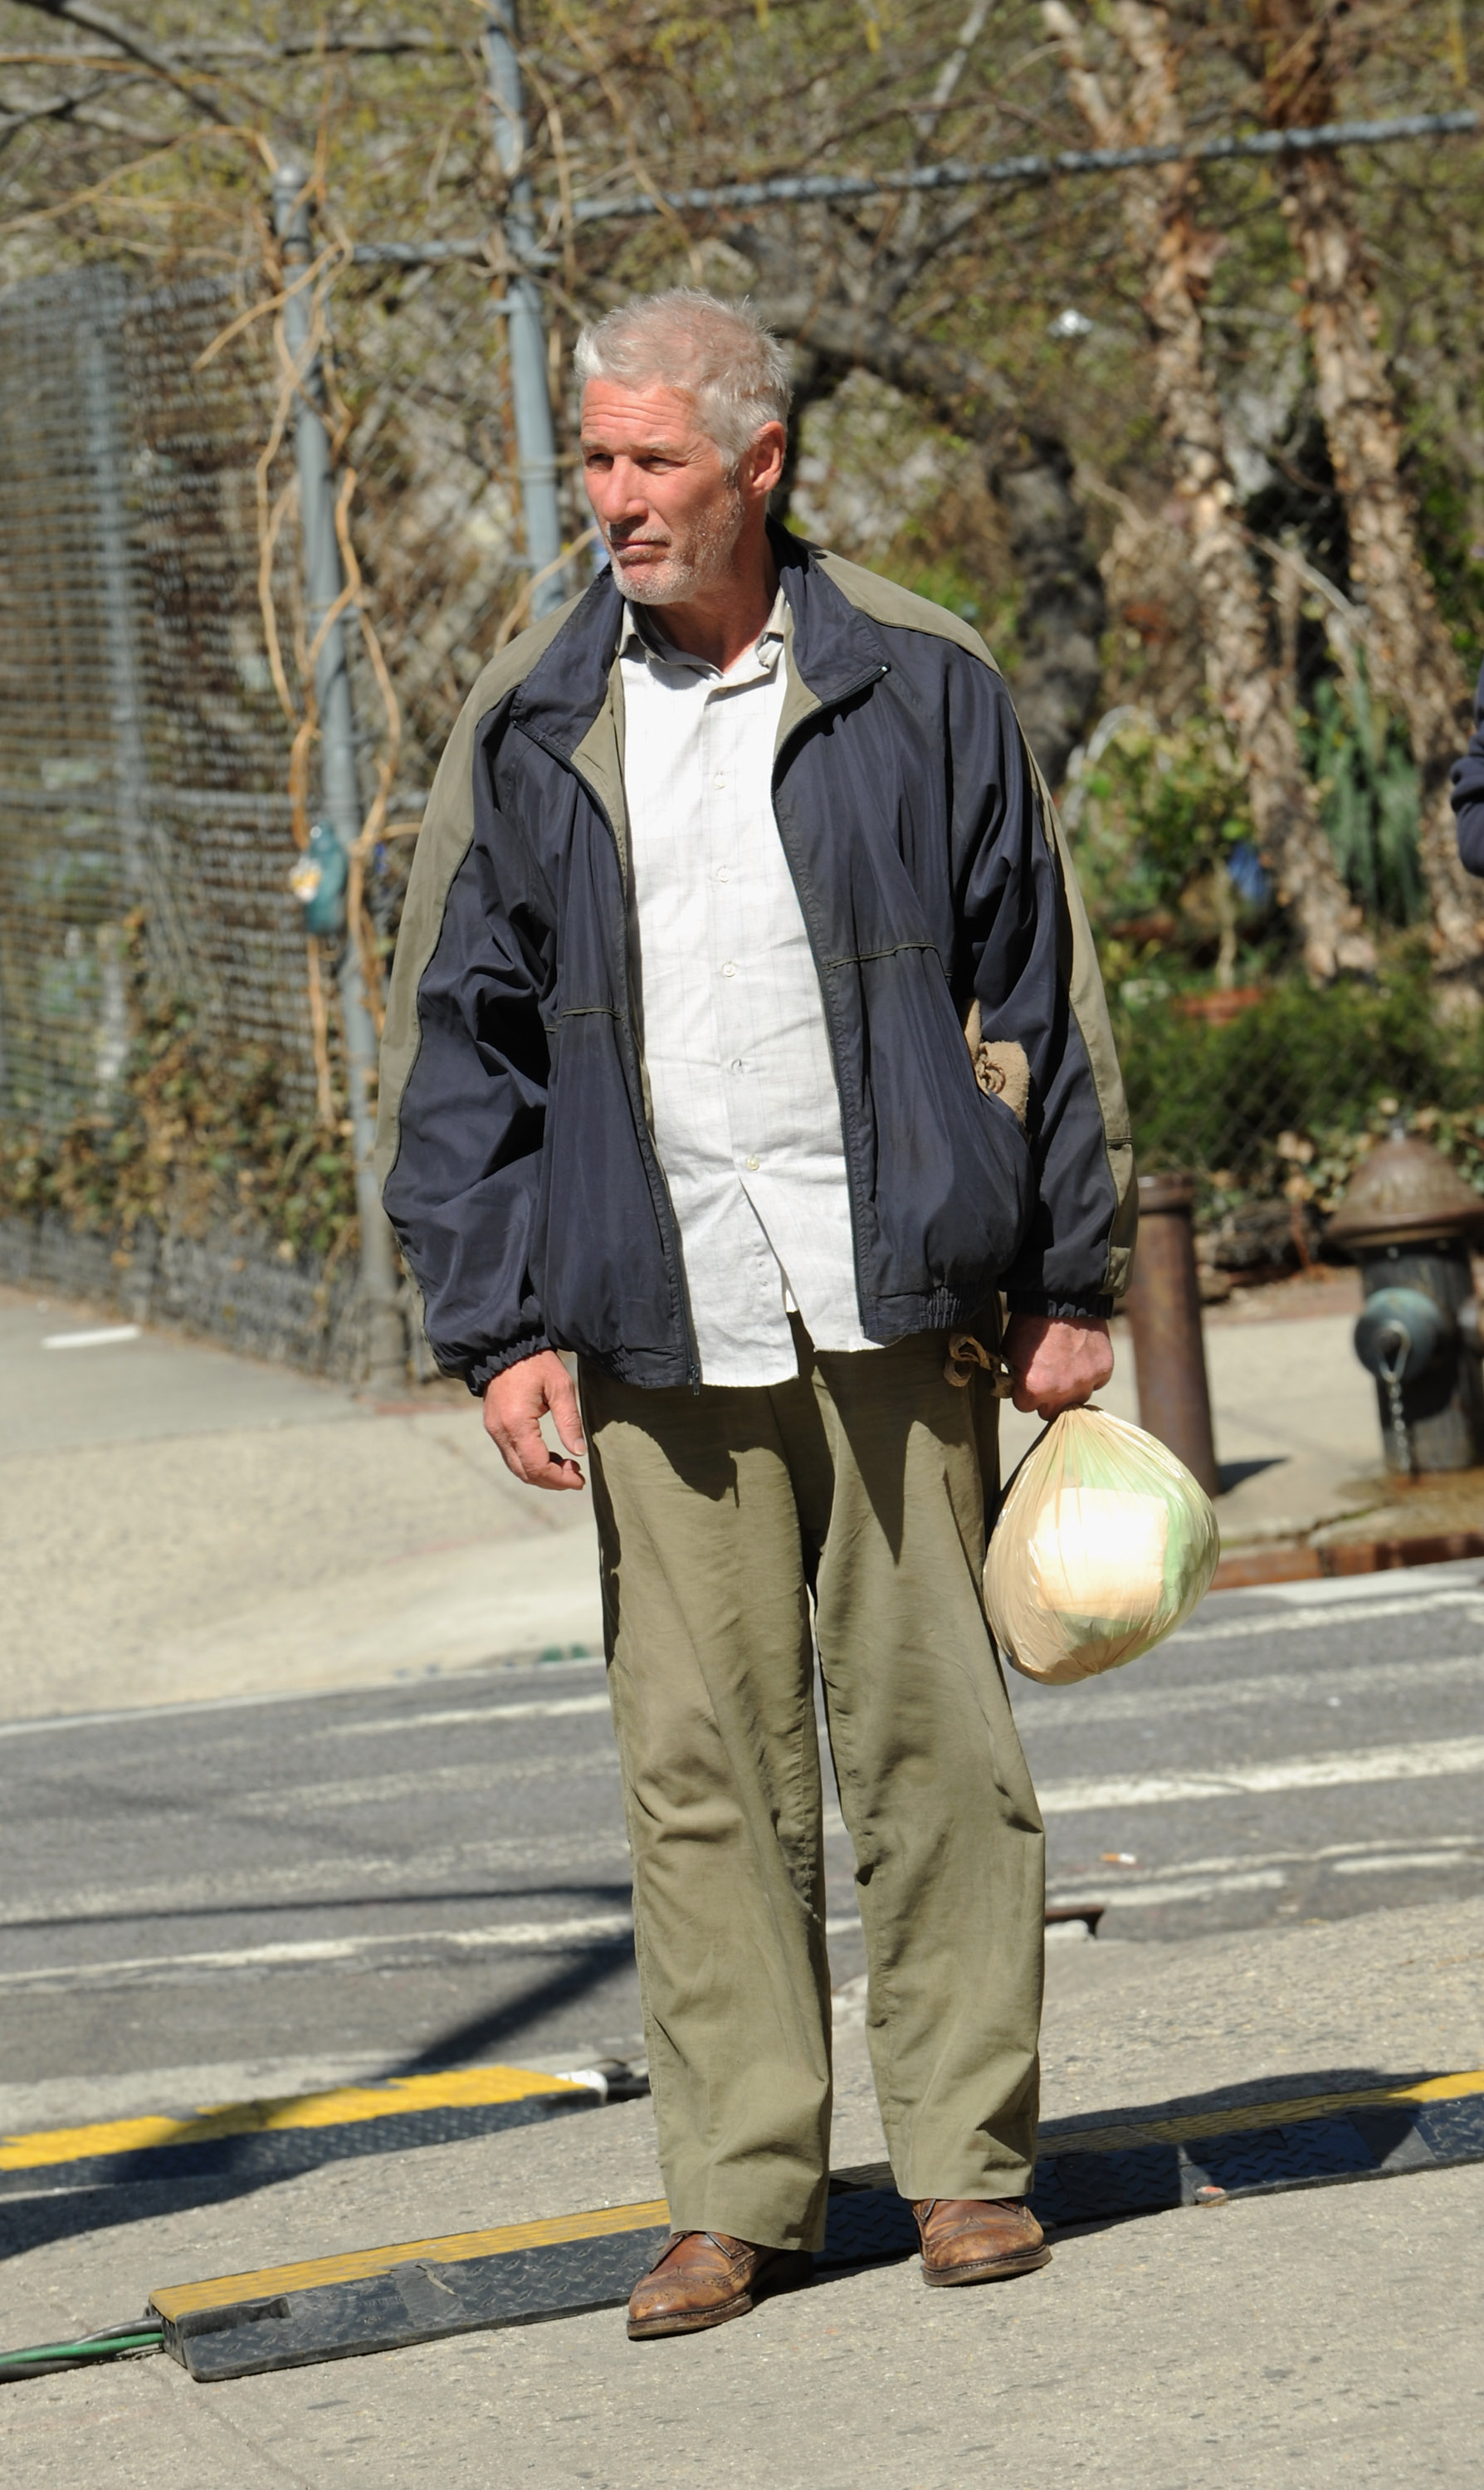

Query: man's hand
[
  {"left": 483, "top": 1350, "right": 587, "bottom": 1490},
  {"left": 1003, "top": 1312, "right": 1113, "bottom": 1420}
]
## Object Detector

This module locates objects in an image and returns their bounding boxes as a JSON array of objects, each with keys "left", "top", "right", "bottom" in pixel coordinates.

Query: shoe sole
[
  {"left": 627, "top": 2250, "right": 813, "bottom": 2340},
  {"left": 920, "top": 2243, "right": 1052, "bottom": 2287}
]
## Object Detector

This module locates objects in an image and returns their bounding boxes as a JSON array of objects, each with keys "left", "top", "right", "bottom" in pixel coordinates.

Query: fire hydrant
[{"left": 1325, "top": 1131, "right": 1484, "bottom": 1474}]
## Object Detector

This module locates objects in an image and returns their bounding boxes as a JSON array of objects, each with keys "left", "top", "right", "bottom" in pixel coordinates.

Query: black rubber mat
[
  {"left": 169, "top": 2230, "right": 676, "bottom": 2380},
  {"left": 154, "top": 2076, "right": 1484, "bottom": 2380},
  {"left": 0, "top": 2091, "right": 593, "bottom": 2200}
]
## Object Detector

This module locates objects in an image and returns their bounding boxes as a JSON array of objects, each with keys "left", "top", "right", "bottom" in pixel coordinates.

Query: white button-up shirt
[{"left": 620, "top": 592, "right": 877, "bottom": 1386}]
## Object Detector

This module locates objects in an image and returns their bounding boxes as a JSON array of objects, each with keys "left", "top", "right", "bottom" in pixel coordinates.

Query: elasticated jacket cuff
[
  {"left": 1005, "top": 1293, "right": 1115, "bottom": 1321},
  {"left": 462, "top": 1336, "right": 554, "bottom": 1396}
]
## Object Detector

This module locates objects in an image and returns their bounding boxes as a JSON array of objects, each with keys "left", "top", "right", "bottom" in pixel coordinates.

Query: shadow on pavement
[
  {"left": 1216, "top": 1457, "right": 1286, "bottom": 1495},
  {"left": 383, "top": 1945, "right": 640, "bottom": 2078}
]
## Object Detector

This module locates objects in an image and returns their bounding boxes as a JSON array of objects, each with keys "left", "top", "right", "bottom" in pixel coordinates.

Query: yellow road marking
[
  {"left": 150, "top": 2200, "right": 672, "bottom": 2320},
  {"left": 149, "top": 2068, "right": 1484, "bottom": 2324},
  {"left": 2, "top": 2063, "right": 587, "bottom": 2173}
]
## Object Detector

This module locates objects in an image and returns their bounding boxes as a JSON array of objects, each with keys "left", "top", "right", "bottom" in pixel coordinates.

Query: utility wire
[
  {"left": 569, "top": 106, "right": 1481, "bottom": 222},
  {"left": 347, "top": 106, "right": 1479, "bottom": 265}
]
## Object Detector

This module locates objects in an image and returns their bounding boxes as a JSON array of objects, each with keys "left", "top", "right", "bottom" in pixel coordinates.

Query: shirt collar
[{"left": 618, "top": 583, "right": 787, "bottom": 681}]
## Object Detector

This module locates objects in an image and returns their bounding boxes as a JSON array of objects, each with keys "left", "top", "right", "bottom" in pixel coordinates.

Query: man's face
[{"left": 579, "top": 378, "right": 746, "bottom": 606}]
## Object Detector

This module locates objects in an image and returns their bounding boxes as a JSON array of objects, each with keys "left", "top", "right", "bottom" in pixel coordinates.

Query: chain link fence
[{"left": 0, "top": 264, "right": 365, "bottom": 1362}]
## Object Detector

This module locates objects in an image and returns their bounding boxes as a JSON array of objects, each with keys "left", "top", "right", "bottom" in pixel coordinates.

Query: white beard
[{"left": 606, "top": 482, "right": 745, "bottom": 608}]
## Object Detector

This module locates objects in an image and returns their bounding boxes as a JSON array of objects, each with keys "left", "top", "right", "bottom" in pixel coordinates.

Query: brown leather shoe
[
  {"left": 912, "top": 2196, "right": 1052, "bottom": 2287},
  {"left": 626, "top": 2230, "right": 810, "bottom": 2339}
]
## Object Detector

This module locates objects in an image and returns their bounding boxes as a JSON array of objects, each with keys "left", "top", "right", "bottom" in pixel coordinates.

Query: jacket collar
[
  {"left": 769, "top": 520, "right": 887, "bottom": 707},
  {"left": 508, "top": 525, "right": 887, "bottom": 759}
]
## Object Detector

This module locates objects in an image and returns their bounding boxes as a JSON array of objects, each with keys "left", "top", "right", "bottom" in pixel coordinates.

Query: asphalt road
[{"left": 3, "top": 1560, "right": 1482, "bottom": 2102}]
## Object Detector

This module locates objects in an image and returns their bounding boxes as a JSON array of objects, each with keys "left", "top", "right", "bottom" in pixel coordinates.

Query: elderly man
[{"left": 378, "top": 290, "right": 1135, "bottom": 2340}]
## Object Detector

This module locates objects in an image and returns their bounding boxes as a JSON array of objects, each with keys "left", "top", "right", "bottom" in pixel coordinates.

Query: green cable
[{"left": 0, "top": 2321, "right": 164, "bottom": 2385}]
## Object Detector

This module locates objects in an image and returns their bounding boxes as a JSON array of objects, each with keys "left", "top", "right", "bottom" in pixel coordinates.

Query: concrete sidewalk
[
  {"left": 2, "top": 1892, "right": 1479, "bottom": 2486},
  {"left": 1, "top": 1274, "right": 1397, "bottom": 1722},
  {"left": 0, "top": 1284, "right": 602, "bottom": 1722}
]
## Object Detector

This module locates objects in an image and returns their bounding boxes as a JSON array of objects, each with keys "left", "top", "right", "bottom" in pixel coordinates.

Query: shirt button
[
  {"left": 720, "top": 961, "right": 736, "bottom": 978},
  {"left": 745, "top": 1155, "right": 760, "bottom": 1171},
  {"left": 713, "top": 773, "right": 726, "bottom": 789},
  {"left": 730, "top": 1059, "right": 744, "bottom": 1073},
  {"left": 715, "top": 867, "right": 731, "bottom": 882}
]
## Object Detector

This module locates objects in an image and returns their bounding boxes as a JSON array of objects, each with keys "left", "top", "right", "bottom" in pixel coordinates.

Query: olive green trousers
[{"left": 579, "top": 1325, "right": 1044, "bottom": 2255}]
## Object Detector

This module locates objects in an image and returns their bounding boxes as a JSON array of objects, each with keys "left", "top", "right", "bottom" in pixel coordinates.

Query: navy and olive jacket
[
  {"left": 376, "top": 529, "right": 1136, "bottom": 1393},
  {"left": 1452, "top": 656, "right": 1484, "bottom": 876}
]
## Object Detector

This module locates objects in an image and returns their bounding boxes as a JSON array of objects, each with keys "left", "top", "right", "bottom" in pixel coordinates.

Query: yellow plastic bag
[{"left": 984, "top": 1405, "right": 1219, "bottom": 1684}]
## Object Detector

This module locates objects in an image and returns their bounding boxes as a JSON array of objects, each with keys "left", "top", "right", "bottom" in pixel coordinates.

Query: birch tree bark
[
  {"left": 1043, "top": 0, "right": 1373, "bottom": 981},
  {"left": 1253, "top": 0, "right": 1484, "bottom": 979}
]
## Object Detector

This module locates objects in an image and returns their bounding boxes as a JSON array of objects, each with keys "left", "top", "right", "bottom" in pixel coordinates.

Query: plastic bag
[{"left": 984, "top": 1405, "right": 1219, "bottom": 1684}]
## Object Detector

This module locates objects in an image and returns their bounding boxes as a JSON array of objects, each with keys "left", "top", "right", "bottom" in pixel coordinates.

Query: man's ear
[{"left": 744, "top": 421, "right": 788, "bottom": 500}]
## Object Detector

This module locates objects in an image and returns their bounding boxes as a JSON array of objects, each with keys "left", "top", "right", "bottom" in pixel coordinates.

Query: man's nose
[{"left": 589, "top": 461, "right": 648, "bottom": 529}]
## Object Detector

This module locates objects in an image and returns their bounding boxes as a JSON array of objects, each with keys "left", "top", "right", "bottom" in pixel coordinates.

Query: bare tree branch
[
  {"left": 6, "top": 0, "right": 226, "bottom": 121},
  {"left": 0, "top": 33, "right": 462, "bottom": 66},
  {"left": 0, "top": 72, "right": 110, "bottom": 134},
  {"left": 913, "top": 0, "right": 993, "bottom": 148}
]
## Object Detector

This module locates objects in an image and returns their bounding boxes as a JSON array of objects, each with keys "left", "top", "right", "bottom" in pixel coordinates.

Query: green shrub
[{"left": 1115, "top": 958, "right": 1484, "bottom": 1208}]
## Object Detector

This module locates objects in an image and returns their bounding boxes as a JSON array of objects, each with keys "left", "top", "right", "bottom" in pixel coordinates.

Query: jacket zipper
[
  {"left": 528, "top": 732, "right": 704, "bottom": 1390},
  {"left": 770, "top": 662, "right": 890, "bottom": 1335}
]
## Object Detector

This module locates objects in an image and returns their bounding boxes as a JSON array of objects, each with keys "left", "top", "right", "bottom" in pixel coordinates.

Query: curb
[{"left": 1213, "top": 1527, "right": 1484, "bottom": 1593}]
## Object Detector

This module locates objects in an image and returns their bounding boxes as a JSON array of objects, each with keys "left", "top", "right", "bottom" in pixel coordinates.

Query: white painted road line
[
  {"left": 1260, "top": 1566, "right": 1484, "bottom": 1606},
  {"left": 0, "top": 1914, "right": 640, "bottom": 1993},
  {"left": 0, "top": 1828, "right": 637, "bottom": 1930},
  {"left": 40, "top": 1325, "right": 141, "bottom": 1350},
  {"left": 1169, "top": 1591, "right": 1484, "bottom": 1645},
  {"left": 1046, "top": 1837, "right": 1482, "bottom": 1911},
  {"left": 1057, "top": 1833, "right": 1482, "bottom": 1885},
  {"left": 0, "top": 1658, "right": 609, "bottom": 1741},
  {"left": 334, "top": 1692, "right": 613, "bottom": 1736},
  {"left": 1052, "top": 1868, "right": 1291, "bottom": 1908},
  {"left": 0, "top": 1910, "right": 868, "bottom": 1994},
  {"left": 1036, "top": 1732, "right": 1484, "bottom": 1814},
  {"left": 236, "top": 1750, "right": 621, "bottom": 1816},
  {"left": 1015, "top": 1650, "right": 1484, "bottom": 1726}
]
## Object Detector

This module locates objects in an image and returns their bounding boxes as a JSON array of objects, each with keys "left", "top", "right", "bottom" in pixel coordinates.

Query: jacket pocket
[{"left": 860, "top": 953, "right": 1033, "bottom": 1297}]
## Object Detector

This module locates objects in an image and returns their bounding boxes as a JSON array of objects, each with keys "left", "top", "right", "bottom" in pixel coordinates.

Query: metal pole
[
  {"left": 1124, "top": 1171, "right": 1221, "bottom": 1498},
  {"left": 272, "top": 165, "right": 407, "bottom": 1393},
  {"left": 481, "top": 0, "right": 567, "bottom": 618}
]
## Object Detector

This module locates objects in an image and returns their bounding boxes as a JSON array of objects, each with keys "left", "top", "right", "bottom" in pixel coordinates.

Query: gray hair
[{"left": 574, "top": 288, "right": 791, "bottom": 467}]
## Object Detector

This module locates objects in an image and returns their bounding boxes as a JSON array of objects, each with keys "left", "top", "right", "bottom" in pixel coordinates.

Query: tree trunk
[
  {"left": 1043, "top": 0, "right": 1373, "bottom": 981},
  {"left": 996, "top": 425, "right": 1106, "bottom": 785},
  {"left": 744, "top": 278, "right": 1105, "bottom": 784},
  {"left": 1254, "top": 0, "right": 1483, "bottom": 977}
]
